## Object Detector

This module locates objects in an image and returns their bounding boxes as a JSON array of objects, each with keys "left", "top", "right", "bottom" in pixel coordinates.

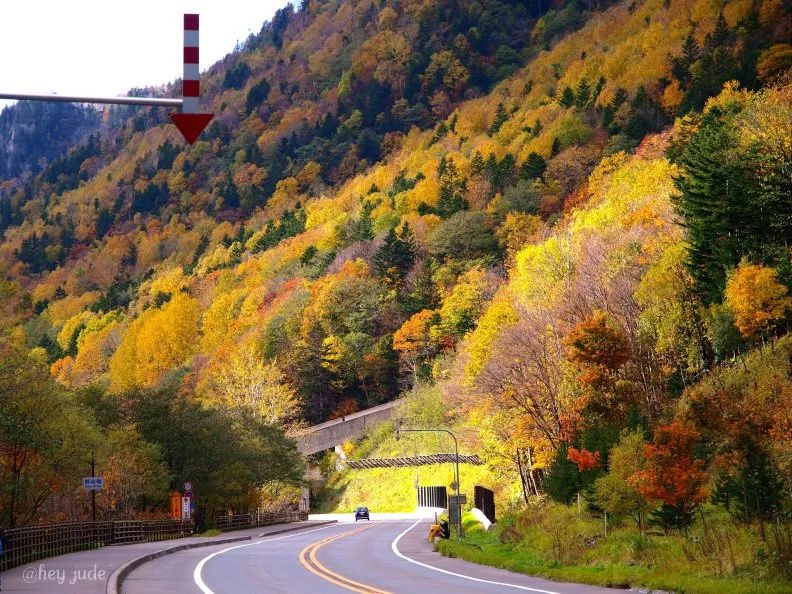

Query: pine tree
[
  {"left": 402, "top": 260, "right": 438, "bottom": 314},
  {"left": 593, "top": 76, "right": 606, "bottom": 102},
  {"left": 437, "top": 154, "right": 448, "bottom": 179},
  {"left": 349, "top": 200, "right": 376, "bottom": 241},
  {"left": 575, "top": 79, "right": 591, "bottom": 108},
  {"left": 470, "top": 151, "right": 485, "bottom": 176},
  {"left": 437, "top": 158, "right": 468, "bottom": 218},
  {"left": 559, "top": 86, "right": 576, "bottom": 107},
  {"left": 374, "top": 224, "right": 415, "bottom": 284},
  {"left": 520, "top": 152, "right": 546, "bottom": 180},
  {"left": 487, "top": 102, "right": 509, "bottom": 136},
  {"left": 710, "top": 13, "right": 730, "bottom": 48},
  {"left": 672, "top": 110, "right": 753, "bottom": 303},
  {"left": 544, "top": 443, "right": 583, "bottom": 505}
]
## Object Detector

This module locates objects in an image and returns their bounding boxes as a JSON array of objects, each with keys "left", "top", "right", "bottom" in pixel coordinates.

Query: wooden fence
[
  {"left": 216, "top": 510, "right": 307, "bottom": 532},
  {"left": 0, "top": 519, "right": 194, "bottom": 572}
]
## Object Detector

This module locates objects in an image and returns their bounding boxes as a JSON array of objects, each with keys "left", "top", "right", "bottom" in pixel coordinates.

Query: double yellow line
[{"left": 299, "top": 523, "right": 392, "bottom": 594}]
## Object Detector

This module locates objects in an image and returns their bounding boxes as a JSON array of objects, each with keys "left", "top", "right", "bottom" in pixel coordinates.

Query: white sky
[{"left": 0, "top": 1, "right": 288, "bottom": 109}]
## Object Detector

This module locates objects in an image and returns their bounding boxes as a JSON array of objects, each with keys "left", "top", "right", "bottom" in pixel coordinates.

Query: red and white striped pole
[
  {"left": 0, "top": 13, "right": 212, "bottom": 143},
  {"left": 182, "top": 14, "right": 200, "bottom": 114},
  {"left": 169, "top": 13, "right": 213, "bottom": 144}
]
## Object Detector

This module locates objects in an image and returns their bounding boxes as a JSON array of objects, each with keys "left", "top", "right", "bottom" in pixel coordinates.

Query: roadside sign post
[
  {"left": 83, "top": 452, "right": 104, "bottom": 522},
  {"left": 448, "top": 494, "right": 467, "bottom": 526},
  {"left": 92, "top": 452, "right": 95, "bottom": 522},
  {"left": 183, "top": 482, "right": 194, "bottom": 522},
  {"left": 168, "top": 15, "right": 214, "bottom": 143}
]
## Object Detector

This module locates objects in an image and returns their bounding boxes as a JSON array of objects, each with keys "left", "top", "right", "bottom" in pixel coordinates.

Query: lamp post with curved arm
[{"left": 395, "top": 420, "right": 462, "bottom": 539}]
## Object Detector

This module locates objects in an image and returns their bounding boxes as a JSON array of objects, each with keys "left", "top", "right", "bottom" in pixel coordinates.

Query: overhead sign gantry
[{"left": 0, "top": 14, "right": 213, "bottom": 144}]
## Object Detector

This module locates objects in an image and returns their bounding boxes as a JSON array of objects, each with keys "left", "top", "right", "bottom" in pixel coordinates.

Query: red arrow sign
[{"left": 169, "top": 113, "right": 213, "bottom": 144}]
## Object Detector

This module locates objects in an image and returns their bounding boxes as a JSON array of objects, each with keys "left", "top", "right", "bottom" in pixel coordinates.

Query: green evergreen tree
[
  {"left": 437, "top": 159, "right": 469, "bottom": 218},
  {"left": 672, "top": 110, "right": 754, "bottom": 302},
  {"left": 575, "top": 79, "right": 591, "bottom": 108},
  {"left": 544, "top": 443, "right": 583, "bottom": 505},
  {"left": 300, "top": 245, "right": 318, "bottom": 266},
  {"left": 374, "top": 224, "right": 415, "bottom": 283},
  {"left": 470, "top": 151, "right": 485, "bottom": 176},
  {"left": 520, "top": 152, "right": 547, "bottom": 180},
  {"left": 487, "top": 102, "right": 509, "bottom": 136},
  {"left": 437, "top": 154, "right": 448, "bottom": 178},
  {"left": 559, "top": 86, "right": 576, "bottom": 107},
  {"left": 349, "top": 200, "right": 376, "bottom": 241}
]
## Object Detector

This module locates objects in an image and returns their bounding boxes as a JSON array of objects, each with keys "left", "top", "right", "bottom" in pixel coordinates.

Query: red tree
[
  {"left": 567, "top": 446, "right": 600, "bottom": 472},
  {"left": 634, "top": 422, "right": 708, "bottom": 517}
]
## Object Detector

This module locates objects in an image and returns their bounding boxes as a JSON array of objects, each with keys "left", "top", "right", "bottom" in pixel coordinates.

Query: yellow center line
[{"left": 298, "top": 523, "right": 392, "bottom": 594}]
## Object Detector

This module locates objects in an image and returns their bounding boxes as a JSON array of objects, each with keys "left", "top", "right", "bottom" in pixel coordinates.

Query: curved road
[{"left": 122, "top": 519, "right": 618, "bottom": 594}]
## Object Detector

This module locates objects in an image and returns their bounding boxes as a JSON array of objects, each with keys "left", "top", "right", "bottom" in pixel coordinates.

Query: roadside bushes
[
  {"left": 498, "top": 500, "right": 600, "bottom": 565},
  {"left": 443, "top": 499, "right": 792, "bottom": 592}
]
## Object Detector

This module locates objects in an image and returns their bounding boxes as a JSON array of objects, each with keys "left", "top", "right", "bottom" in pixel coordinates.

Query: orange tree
[{"left": 634, "top": 421, "right": 709, "bottom": 533}]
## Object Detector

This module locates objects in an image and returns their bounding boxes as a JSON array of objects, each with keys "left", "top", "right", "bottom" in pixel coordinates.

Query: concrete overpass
[{"left": 296, "top": 398, "right": 404, "bottom": 455}]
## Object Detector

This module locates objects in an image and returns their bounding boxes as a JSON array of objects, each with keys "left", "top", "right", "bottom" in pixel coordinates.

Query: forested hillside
[
  {"left": 1, "top": 2, "right": 792, "bottom": 586},
  {"left": 0, "top": 101, "right": 100, "bottom": 180}
]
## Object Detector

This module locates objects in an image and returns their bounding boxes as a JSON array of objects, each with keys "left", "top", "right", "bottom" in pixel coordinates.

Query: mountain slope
[
  {"left": 0, "top": 0, "right": 788, "bottom": 423},
  {"left": 0, "top": 101, "right": 99, "bottom": 179}
]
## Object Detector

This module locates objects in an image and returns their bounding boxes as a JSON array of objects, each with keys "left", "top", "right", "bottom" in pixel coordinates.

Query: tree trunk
[{"left": 516, "top": 449, "right": 530, "bottom": 505}]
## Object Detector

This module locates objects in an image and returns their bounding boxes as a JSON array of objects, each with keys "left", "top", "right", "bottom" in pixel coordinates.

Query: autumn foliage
[
  {"left": 563, "top": 311, "right": 629, "bottom": 389},
  {"left": 567, "top": 447, "right": 600, "bottom": 472},
  {"left": 634, "top": 422, "right": 708, "bottom": 513},
  {"left": 0, "top": 0, "right": 790, "bottom": 541},
  {"left": 725, "top": 262, "right": 791, "bottom": 338}
]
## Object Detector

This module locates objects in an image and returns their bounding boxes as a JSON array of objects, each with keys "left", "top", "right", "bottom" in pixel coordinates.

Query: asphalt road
[{"left": 122, "top": 519, "right": 620, "bottom": 594}]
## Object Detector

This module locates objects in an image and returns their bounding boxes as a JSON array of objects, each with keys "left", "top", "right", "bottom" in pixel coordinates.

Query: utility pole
[{"left": 396, "top": 420, "right": 462, "bottom": 539}]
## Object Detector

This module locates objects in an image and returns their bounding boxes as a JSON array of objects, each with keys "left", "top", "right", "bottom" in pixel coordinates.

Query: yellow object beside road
[{"left": 427, "top": 523, "right": 442, "bottom": 541}]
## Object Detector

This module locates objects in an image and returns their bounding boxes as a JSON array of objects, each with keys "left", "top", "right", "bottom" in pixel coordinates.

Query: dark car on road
[{"left": 354, "top": 506, "right": 370, "bottom": 521}]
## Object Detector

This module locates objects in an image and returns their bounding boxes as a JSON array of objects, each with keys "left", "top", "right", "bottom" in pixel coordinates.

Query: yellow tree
[
  {"left": 725, "top": 262, "right": 791, "bottom": 338},
  {"left": 393, "top": 309, "right": 438, "bottom": 379},
  {"left": 203, "top": 338, "right": 302, "bottom": 426},
  {"left": 109, "top": 292, "right": 200, "bottom": 392}
]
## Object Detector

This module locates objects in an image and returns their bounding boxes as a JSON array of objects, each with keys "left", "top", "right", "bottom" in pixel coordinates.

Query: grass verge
[{"left": 436, "top": 521, "right": 792, "bottom": 594}]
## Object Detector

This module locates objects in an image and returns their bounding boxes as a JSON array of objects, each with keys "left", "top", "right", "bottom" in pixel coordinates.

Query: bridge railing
[
  {"left": 216, "top": 510, "right": 307, "bottom": 532},
  {"left": 0, "top": 519, "right": 194, "bottom": 571}
]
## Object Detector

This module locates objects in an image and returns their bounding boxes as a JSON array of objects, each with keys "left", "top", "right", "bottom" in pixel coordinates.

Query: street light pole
[{"left": 395, "top": 421, "right": 462, "bottom": 539}]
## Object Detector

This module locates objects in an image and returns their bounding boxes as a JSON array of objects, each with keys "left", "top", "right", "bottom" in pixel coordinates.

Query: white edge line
[
  {"left": 193, "top": 523, "right": 340, "bottom": 594},
  {"left": 390, "top": 519, "right": 560, "bottom": 594}
]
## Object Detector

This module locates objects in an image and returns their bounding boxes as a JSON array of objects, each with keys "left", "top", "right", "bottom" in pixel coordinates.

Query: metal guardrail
[
  {"left": 0, "top": 519, "right": 194, "bottom": 571},
  {"left": 215, "top": 510, "right": 307, "bottom": 532}
]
